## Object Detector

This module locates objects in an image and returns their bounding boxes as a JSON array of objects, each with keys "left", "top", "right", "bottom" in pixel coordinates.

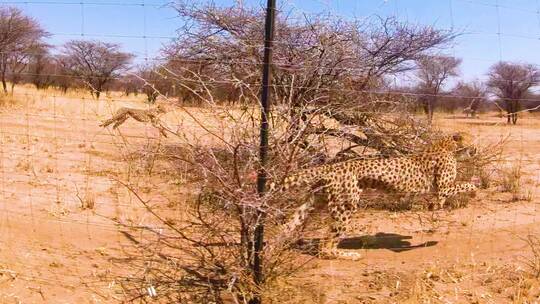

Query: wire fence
[{"left": 1, "top": 0, "right": 540, "bottom": 303}]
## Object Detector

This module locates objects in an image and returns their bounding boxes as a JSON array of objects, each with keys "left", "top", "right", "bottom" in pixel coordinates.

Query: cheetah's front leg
[{"left": 112, "top": 113, "right": 130, "bottom": 129}]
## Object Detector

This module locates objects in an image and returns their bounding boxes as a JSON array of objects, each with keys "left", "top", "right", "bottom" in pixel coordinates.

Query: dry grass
[
  {"left": 497, "top": 162, "right": 534, "bottom": 202},
  {"left": 500, "top": 163, "right": 523, "bottom": 194},
  {"left": 283, "top": 259, "right": 540, "bottom": 303},
  {"left": 12, "top": 83, "right": 142, "bottom": 101},
  {"left": 0, "top": 93, "right": 19, "bottom": 107},
  {"left": 522, "top": 235, "right": 540, "bottom": 279},
  {"left": 75, "top": 185, "right": 96, "bottom": 210}
]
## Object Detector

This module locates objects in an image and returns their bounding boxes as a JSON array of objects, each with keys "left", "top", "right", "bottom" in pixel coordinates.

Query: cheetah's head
[{"left": 451, "top": 132, "right": 477, "bottom": 158}]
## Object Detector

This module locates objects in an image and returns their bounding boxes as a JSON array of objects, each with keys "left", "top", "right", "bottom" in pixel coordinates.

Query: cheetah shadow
[{"left": 295, "top": 233, "right": 438, "bottom": 255}]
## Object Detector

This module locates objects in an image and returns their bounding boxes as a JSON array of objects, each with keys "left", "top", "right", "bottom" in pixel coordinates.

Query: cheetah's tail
[{"left": 283, "top": 198, "right": 315, "bottom": 233}]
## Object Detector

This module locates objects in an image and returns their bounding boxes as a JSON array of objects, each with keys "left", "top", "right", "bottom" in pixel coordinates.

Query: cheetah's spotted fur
[{"left": 273, "top": 132, "right": 477, "bottom": 259}]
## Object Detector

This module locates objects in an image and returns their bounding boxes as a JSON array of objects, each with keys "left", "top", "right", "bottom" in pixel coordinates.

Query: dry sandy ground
[
  {"left": 1, "top": 87, "right": 540, "bottom": 303},
  {"left": 0, "top": 89, "right": 191, "bottom": 303}
]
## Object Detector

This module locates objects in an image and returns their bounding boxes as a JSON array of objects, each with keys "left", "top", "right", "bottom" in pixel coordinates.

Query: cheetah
[
  {"left": 100, "top": 104, "right": 168, "bottom": 137},
  {"left": 272, "top": 132, "right": 477, "bottom": 259}
]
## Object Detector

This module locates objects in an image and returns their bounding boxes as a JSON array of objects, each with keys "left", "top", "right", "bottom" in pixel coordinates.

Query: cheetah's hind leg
[{"left": 320, "top": 196, "right": 362, "bottom": 260}]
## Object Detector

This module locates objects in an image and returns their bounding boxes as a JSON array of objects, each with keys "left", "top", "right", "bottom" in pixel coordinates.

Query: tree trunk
[
  {"left": 1, "top": 71, "right": 7, "bottom": 94},
  {"left": 1, "top": 78, "right": 7, "bottom": 94},
  {"left": 420, "top": 97, "right": 430, "bottom": 122},
  {"left": 0, "top": 56, "right": 7, "bottom": 94},
  {"left": 426, "top": 96, "right": 436, "bottom": 124},
  {"left": 505, "top": 100, "right": 512, "bottom": 124},
  {"left": 94, "top": 82, "right": 103, "bottom": 99},
  {"left": 422, "top": 102, "right": 429, "bottom": 116},
  {"left": 511, "top": 100, "right": 519, "bottom": 125}
]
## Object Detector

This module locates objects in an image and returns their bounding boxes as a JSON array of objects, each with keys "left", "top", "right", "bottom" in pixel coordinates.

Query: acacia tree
[
  {"left": 52, "top": 55, "right": 78, "bottom": 93},
  {"left": 116, "top": 74, "right": 142, "bottom": 97},
  {"left": 415, "top": 55, "right": 461, "bottom": 123},
  {"left": 0, "top": 6, "right": 48, "bottom": 93},
  {"left": 137, "top": 64, "right": 174, "bottom": 103},
  {"left": 7, "top": 42, "right": 51, "bottom": 92},
  {"left": 451, "top": 80, "right": 486, "bottom": 117},
  {"left": 487, "top": 61, "right": 540, "bottom": 124},
  {"left": 59, "top": 40, "right": 133, "bottom": 98},
  {"left": 26, "top": 43, "right": 54, "bottom": 89}
]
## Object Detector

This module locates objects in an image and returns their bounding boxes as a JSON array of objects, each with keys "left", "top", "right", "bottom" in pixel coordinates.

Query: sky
[{"left": 3, "top": 0, "right": 540, "bottom": 84}]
